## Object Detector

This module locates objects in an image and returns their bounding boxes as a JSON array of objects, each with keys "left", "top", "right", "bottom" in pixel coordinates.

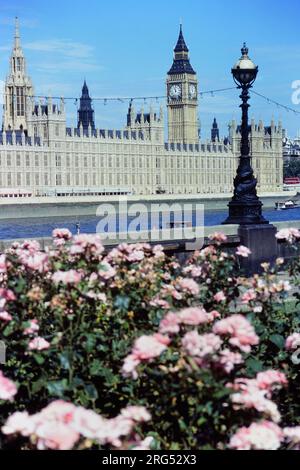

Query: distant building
[
  {"left": 211, "top": 118, "right": 220, "bottom": 142},
  {"left": 283, "top": 135, "right": 300, "bottom": 164},
  {"left": 0, "top": 19, "right": 283, "bottom": 196},
  {"left": 77, "top": 81, "right": 95, "bottom": 132}
]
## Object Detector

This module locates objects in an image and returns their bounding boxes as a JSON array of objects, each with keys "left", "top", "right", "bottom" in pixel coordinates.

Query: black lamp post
[{"left": 223, "top": 43, "right": 268, "bottom": 225}]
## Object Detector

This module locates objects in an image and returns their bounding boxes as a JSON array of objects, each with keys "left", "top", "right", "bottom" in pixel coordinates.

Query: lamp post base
[
  {"left": 238, "top": 224, "right": 278, "bottom": 275},
  {"left": 222, "top": 199, "right": 268, "bottom": 225}
]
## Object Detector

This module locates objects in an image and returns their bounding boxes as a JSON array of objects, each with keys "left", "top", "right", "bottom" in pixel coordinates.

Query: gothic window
[
  {"left": 6, "top": 154, "right": 11, "bottom": 167},
  {"left": 92, "top": 174, "right": 96, "bottom": 185},
  {"left": 17, "top": 173, "right": 21, "bottom": 185},
  {"left": 7, "top": 173, "right": 12, "bottom": 187},
  {"left": 66, "top": 154, "right": 70, "bottom": 168},
  {"left": 44, "top": 154, "right": 48, "bottom": 167},
  {"left": 84, "top": 174, "right": 88, "bottom": 186},
  {"left": 44, "top": 174, "right": 49, "bottom": 186},
  {"left": 84, "top": 157, "right": 88, "bottom": 168},
  {"left": 55, "top": 125, "right": 60, "bottom": 137},
  {"left": 16, "top": 87, "right": 25, "bottom": 116},
  {"left": 35, "top": 154, "right": 39, "bottom": 167},
  {"left": 92, "top": 157, "right": 96, "bottom": 168},
  {"left": 56, "top": 174, "right": 62, "bottom": 186},
  {"left": 66, "top": 174, "right": 71, "bottom": 186},
  {"left": 35, "top": 174, "right": 39, "bottom": 186},
  {"left": 17, "top": 58, "right": 22, "bottom": 72},
  {"left": 16, "top": 153, "right": 21, "bottom": 167},
  {"left": 26, "top": 173, "right": 30, "bottom": 185}
]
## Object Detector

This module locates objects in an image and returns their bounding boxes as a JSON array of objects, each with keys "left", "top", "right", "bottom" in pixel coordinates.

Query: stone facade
[{"left": 0, "top": 20, "right": 283, "bottom": 197}]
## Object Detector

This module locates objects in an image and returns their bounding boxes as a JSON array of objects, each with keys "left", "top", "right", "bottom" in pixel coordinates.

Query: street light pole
[{"left": 223, "top": 43, "right": 268, "bottom": 225}]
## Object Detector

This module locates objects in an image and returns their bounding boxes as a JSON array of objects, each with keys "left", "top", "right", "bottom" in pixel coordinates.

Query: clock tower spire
[{"left": 166, "top": 25, "right": 198, "bottom": 144}]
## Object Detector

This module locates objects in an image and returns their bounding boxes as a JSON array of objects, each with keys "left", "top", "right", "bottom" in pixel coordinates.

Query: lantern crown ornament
[{"left": 232, "top": 43, "right": 258, "bottom": 87}]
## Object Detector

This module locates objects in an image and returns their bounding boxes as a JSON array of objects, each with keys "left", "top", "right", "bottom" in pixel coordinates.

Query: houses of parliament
[{"left": 0, "top": 19, "right": 283, "bottom": 197}]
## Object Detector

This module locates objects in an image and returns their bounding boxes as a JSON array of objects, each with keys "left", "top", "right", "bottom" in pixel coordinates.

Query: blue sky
[{"left": 0, "top": 0, "right": 299, "bottom": 138}]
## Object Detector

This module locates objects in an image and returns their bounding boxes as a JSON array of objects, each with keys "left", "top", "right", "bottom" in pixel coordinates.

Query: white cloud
[
  {"left": 24, "top": 39, "right": 94, "bottom": 59},
  {"left": 35, "top": 60, "right": 104, "bottom": 73}
]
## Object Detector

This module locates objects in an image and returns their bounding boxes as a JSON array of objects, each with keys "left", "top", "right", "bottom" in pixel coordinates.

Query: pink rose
[
  {"left": 0, "top": 371, "right": 17, "bottom": 401},
  {"left": 28, "top": 337, "right": 50, "bottom": 351},
  {"left": 214, "top": 291, "right": 226, "bottom": 303},
  {"left": 24, "top": 319, "right": 40, "bottom": 336},
  {"left": 285, "top": 333, "right": 300, "bottom": 351},
  {"left": 52, "top": 270, "right": 83, "bottom": 285},
  {"left": 236, "top": 245, "right": 251, "bottom": 257}
]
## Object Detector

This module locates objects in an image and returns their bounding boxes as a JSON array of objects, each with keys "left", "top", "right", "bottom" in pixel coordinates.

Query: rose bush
[{"left": 0, "top": 228, "right": 300, "bottom": 449}]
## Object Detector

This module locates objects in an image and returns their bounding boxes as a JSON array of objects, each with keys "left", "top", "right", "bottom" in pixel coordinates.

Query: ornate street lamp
[{"left": 223, "top": 43, "right": 268, "bottom": 225}]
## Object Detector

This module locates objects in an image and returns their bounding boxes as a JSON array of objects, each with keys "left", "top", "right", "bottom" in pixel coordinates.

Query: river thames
[{"left": 0, "top": 207, "right": 299, "bottom": 240}]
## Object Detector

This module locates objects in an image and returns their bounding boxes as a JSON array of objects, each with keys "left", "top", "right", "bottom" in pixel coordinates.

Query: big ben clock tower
[{"left": 166, "top": 25, "right": 198, "bottom": 144}]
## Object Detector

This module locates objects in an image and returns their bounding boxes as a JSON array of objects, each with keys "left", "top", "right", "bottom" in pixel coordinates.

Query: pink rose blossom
[
  {"left": 131, "top": 334, "right": 170, "bottom": 361},
  {"left": 99, "top": 261, "right": 116, "bottom": 280},
  {"left": 21, "top": 253, "right": 49, "bottom": 273},
  {"left": 236, "top": 245, "right": 251, "bottom": 257},
  {"left": 241, "top": 289, "right": 257, "bottom": 304},
  {"left": 256, "top": 370, "right": 287, "bottom": 391},
  {"left": 24, "top": 319, "right": 40, "bottom": 336},
  {"left": 28, "top": 337, "right": 50, "bottom": 351},
  {"left": 229, "top": 421, "right": 283, "bottom": 450},
  {"left": 70, "top": 234, "right": 104, "bottom": 257},
  {"left": 179, "top": 307, "right": 216, "bottom": 325},
  {"left": 286, "top": 333, "right": 300, "bottom": 351},
  {"left": 214, "top": 291, "right": 226, "bottom": 303},
  {"left": 0, "top": 371, "right": 17, "bottom": 401},
  {"left": 215, "top": 349, "right": 243, "bottom": 373},
  {"left": 120, "top": 406, "right": 151, "bottom": 423},
  {"left": 182, "top": 331, "right": 222, "bottom": 358},
  {"left": 0, "top": 311, "right": 12, "bottom": 322},
  {"left": 0, "top": 254, "right": 7, "bottom": 273},
  {"left": 178, "top": 278, "right": 199, "bottom": 296},
  {"left": 213, "top": 314, "right": 259, "bottom": 353},
  {"left": 159, "top": 312, "right": 180, "bottom": 334},
  {"left": 209, "top": 232, "right": 227, "bottom": 244},
  {"left": 283, "top": 427, "right": 300, "bottom": 449},
  {"left": 52, "top": 228, "right": 72, "bottom": 240},
  {"left": 52, "top": 270, "right": 83, "bottom": 285},
  {"left": 1, "top": 411, "right": 34, "bottom": 436},
  {"left": 275, "top": 228, "right": 300, "bottom": 243}
]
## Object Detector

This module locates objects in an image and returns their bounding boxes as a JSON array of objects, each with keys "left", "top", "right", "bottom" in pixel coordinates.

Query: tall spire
[
  {"left": 168, "top": 25, "right": 195, "bottom": 75},
  {"left": 77, "top": 80, "right": 95, "bottom": 131},
  {"left": 14, "top": 17, "right": 22, "bottom": 54},
  {"left": 3, "top": 17, "right": 34, "bottom": 131},
  {"left": 174, "top": 24, "right": 189, "bottom": 53}
]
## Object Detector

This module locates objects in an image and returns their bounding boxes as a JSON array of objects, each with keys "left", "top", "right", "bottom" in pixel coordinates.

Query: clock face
[
  {"left": 169, "top": 84, "right": 181, "bottom": 99},
  {"left": 189, "top": 84, "right": 197, "bottom": 99}
]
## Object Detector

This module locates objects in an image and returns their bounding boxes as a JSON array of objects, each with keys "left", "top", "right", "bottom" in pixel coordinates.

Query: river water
[{"left": 0, "top": 207, "right": 299, "bottom": 240}]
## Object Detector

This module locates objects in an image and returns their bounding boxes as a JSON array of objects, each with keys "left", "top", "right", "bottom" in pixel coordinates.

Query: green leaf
[
  {"left": 270, "top": 334, "right": 285, "bottom": 350},
  {"left": 33, "top": 353, "right": 45, "bottom": 365},
  {"left": 114, "top": 295, "right": 130, "bottom": 311},
  {"left": 47, "top": 379, "right": 68, "bottom": 397},
  {"left": 84, "top": 383, "right": 98, "bottom": 400},
  {"left": 245, "top": 357, "right": 264, "bottom": 373},
  {"left": 59, "top": 352, "right": 71, "bottom": 370},
  {"left": 89, "top": 359, "right": 102, "bottom": 376}
]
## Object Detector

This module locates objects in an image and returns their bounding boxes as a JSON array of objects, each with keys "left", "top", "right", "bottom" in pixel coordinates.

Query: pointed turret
[
  {"left": 77, "top": 80, "right": 95, "bottom": 131},
  {"left": 3, "top": 17, "right": 34, "bottom": 131},
  {"left": 211, "top": 117, "right": 220, "bottom": 142},
  {"left": 168, "top": 25, "right": 195, "bottom": 75}
]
